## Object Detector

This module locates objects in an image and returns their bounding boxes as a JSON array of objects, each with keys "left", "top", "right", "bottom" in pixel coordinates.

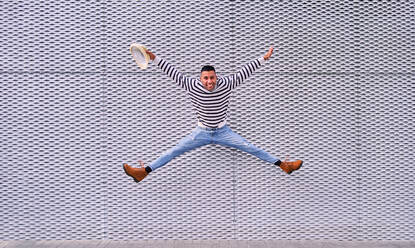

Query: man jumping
[{"left": 123, "top": 46, "right": 302, "bottom": 182}]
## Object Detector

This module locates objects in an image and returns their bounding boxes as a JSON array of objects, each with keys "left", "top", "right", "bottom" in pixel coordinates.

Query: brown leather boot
[
  {"left": 280, "top": 160, "right": 303, "bottom": 174},
  {"left": 123, "top": 162, "right": 148, "bottom": 182}
]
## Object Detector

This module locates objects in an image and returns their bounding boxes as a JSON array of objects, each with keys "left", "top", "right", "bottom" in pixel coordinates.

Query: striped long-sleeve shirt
[{"left": 153, "top": 56, "right": 266, "bottom": 128}]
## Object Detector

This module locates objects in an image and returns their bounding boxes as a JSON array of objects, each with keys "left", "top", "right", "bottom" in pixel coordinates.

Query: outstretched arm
[
  {"left": 146, "top": 50, "right": 194, "bottom": 91},
  {"left": 223, "top": 46, "right": 274, "bottom": 90}
]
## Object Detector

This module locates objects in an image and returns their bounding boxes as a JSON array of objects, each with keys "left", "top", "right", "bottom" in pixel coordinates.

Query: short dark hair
[{"left": 201, "top": 65, "right": 215, "bottom": 72}]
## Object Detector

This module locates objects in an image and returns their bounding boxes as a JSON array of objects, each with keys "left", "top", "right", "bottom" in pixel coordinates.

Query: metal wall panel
[
  {"left": 103, "top": 0, "right": 236, "bottom": 74},
  {"left": 0, "top": 73, "right": 104, "bottom": 239},
  {"left": 0, "top": 1, "right": 103, "bottom": 72},
  {"left": 231, "top": 74, "right": 359, "bottom": 240},
  {"left": 232, "top": 1, "right": 356, "bottom": 73},
  {"left": 0, "top": 0, "right": 414, "bottom": 241},
  {"left": 360, "top": 74, "right": 415, "bottom": 240},
  {"left": 357, "top": 2, "right": 414, "bottom": 74}
]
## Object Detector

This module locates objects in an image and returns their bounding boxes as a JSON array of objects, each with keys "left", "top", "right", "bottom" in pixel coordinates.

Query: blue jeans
[{"left": 149, "top": 125, "right": 280, "bottom": 171}]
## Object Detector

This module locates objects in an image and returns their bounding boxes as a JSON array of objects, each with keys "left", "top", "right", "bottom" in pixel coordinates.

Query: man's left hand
[{"left": 264, "top": 46, "right": 274, "bottom": 60}]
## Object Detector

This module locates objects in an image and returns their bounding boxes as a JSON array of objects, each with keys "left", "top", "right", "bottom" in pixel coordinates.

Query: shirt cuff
[
  {"left": 153, "top": 56, "right": 161, "bottom": 65},
  {"left": 258, "top": 57, "right": 266, "bottom": 65}
]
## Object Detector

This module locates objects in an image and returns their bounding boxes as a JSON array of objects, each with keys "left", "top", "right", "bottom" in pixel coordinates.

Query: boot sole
[
  {"left": 123, "top": 163, "right": 140, "bottom": 183},
  {"left": 297, "top": 160, "right": 303, "bottom": 171}
]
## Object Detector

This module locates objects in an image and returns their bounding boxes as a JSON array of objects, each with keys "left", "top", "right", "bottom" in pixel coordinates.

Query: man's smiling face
[{"left": 200, "top": 70, "right": 217, "bottom": 91}]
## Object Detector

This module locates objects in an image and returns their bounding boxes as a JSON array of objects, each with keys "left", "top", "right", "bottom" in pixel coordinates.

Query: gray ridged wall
[{"left": 1, "top": 0, "right": 414, "bottom": 240}]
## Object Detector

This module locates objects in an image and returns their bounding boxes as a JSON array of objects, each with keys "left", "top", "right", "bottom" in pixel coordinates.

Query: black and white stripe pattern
[{"left": 154, "top": 57, "right": 265, "bottom": 128}]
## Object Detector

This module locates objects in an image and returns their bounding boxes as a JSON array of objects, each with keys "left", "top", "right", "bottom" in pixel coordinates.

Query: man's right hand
[{"left": 146, "top": 49, "right": 156, "bottom": 61}]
